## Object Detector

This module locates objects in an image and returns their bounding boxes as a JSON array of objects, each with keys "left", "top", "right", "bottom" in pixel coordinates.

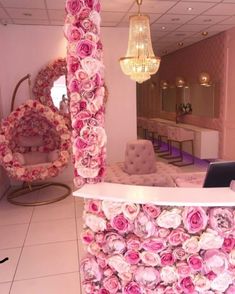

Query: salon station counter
[
  {"left": 150, "top": 118, "right": 219, "bottom": 159},
  {"left": 74, "top": 183, "right": 235, "bottom": 293}
]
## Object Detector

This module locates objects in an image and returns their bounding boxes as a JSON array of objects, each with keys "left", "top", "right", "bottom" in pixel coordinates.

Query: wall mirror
[
  {"left": 51, "top": 75, "right": 69, "bottom": 114},
  {"left": 161, "top": 82, "right": 219, "bottom": 118},
  {"left": 33, "top": 58, "right": 69, "bottom": 114}
]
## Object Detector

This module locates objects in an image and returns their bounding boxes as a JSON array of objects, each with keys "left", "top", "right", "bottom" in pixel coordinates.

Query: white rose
[
  {"left": 156, "top": 208, "right": 182, "bottom": 229},
  {"left": 84, "top": 213, "right": 106, "bottom": 232},
  {"left": 211, "top": 272, "right": 233, "bottom": 292},
  {"left": 76, "top": 165, "right": 99, "bottom": 178},
  {"left": 194, "top": 275, "right": 211, "bottom": 292},
  {"left": 102, "top": 201, "right": 123, "bottom": 220},
  {"left": 182, "top": 236, "right": 201, "bottom": 253},
  {"left": 108, "top": 255, "right": 130, "bottom": 274},
  {"left": 199, "top": 230, "right": 224, "bottom": 250},
  {"left": 160, "top": 266, "right": 178, "bottom": 284},
  {"left": 122, "top": 203, "right": 140, "bottom": 221}
]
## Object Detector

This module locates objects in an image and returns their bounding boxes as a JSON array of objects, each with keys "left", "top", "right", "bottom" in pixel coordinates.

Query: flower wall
[
  {"left": 81, "top": 200, "right": 235, "bottom": 293},
  {"left": 64, "top": 0, "right": 106, "bottom": 188}
]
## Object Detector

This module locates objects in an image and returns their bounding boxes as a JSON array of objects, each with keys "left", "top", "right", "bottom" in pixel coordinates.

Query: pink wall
[
  {"left": 222, "top": 27, "right": 235, "bottom": 160},
  {"left": 0, "top": 25, "right": 136, "bottom": 164},
  {"left": 159, "top": 33, "right": 227, "bottom": 156}
]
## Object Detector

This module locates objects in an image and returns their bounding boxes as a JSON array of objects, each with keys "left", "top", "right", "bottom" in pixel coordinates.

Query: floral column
[{"left": 64, "top": 0, "right": 106, "bottom": 187}]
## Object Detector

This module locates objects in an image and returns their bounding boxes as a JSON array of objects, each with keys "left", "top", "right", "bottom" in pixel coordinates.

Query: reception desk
[
  {"left": 74, "top": 183, "right": 235, "bottom": 293},
  {"left": 150, "top": 118, "right": 219, "bottom": 160}
]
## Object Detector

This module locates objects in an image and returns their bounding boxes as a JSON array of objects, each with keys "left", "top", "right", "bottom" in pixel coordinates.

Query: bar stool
[
  {"left": 146, "top": 119, "right": 159, "bottom": 149},
  {"left": 156, "top": 123, "right": 170, "bottom": 154},
  {"left": 141, "top": 118, "right": 149, "bottom": 139},
  {"left": 166, "top": 126, "right": 195, "bottom": 166}
]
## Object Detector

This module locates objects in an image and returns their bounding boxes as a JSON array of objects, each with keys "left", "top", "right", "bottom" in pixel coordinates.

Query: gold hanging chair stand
[{"left": 7, "top": 74, "right": 71, "bottom": 206}]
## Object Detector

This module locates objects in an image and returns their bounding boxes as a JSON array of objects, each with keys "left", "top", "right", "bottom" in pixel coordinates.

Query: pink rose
[
  {"left": 124, "top": 282, "right": 141, "bottom": 294},
  {"left": 98, "top": 289, "right": 110, "bottom": 294},
  {"left": 65, "top": 25, "right": 84, "bottom": 42},
  {"left": 209, "top": 208, "right": 234, "bottom": 236},
  {"left": 177, "top": 262, "right": 191, "bottom": 277},
  {"left": 124, "top": 250, "right": 140, "bottom": 265},
  {"left": 142, "top": 238, "right": 166, "bottom": 253},
  {"left": 222, "top": 237, "right": 235, "bottom": 253},
  {"left": 111, "top": 214, "right": 129, "bottom": 234},
  {"left": 211, "top": 272, "right": 233, "bottom": 292},
  {"left": 134, "top": 212, "right": 156, "bottom": 239},
  {"left": 179, "top": 276, "right": 195, "bottom": 293},
  {"left": 103, "top": 232, "right": 126, "bottom": 254},
  {"left": 87, "top": 242, "right": 101, "bottom": 255},
  {"left": 160, "top": 251, "right": 175, "bottom": 266},
  {"left": 157, "top": 228, "right": 170, "bottom": 238},
  {"left": 126, "top": 235, "right": 141, "bottom": 251},
  {"left": 81, "top": 229, "right": 95, "bottom": 244},
  {"left": 134, "top": 266, "right": 160, "bottom": 290},
  {"left": 168, "top": 228, "right": 189, "bottom": 246},
  {"left": 187, "top": 255, "right": 203, "bottom": 271},
  {"left": 173, "top": 247, "right": 187, "bottom": 261},
  {"left": 183, "top": 207, "right": 208, "bottom": 234},
  {"left": 77, "top": 39, "right": 96, "bottom": 58},
  {"left": 142, "top": 204, "right": 161, "bottom": 219},
  {"left": 66, "top": 0, "right": 82, "bottom": 15},
  {"left": 122, "top": 203, "right": 140, "bottom": 221},
  {"left": 85, "top": 199, "right": 101, "bottom": 214},
  {"left": 204, "top": 249, "right": 228, "bottom": 274},
  {"left": 103, "top": 276, "right": 120, "bottom": 293},
  {"left": 68, "top": 77, "right": 81, "bottom": 92},
  {"left": 96, "top": 252, "right": 107, "bottom": 269},
  {"left": 226, "top": 285, "right": 235, "bottom": 294},
  {"left": 140, "top": 251, "right": 160, "bottom": 266}
]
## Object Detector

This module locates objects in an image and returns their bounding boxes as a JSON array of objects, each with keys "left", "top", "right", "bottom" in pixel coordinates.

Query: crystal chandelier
[{"left": 119, "top": 0, "right": 161, "bottom": 84}]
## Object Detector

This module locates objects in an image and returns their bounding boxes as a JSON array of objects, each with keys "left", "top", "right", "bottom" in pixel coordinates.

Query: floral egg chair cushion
[{"left": 0, "top": 100, "right": 71, "bottom": 182}]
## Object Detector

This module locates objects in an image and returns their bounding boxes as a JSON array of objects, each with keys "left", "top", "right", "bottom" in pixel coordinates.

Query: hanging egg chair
[{"left": 0, "top": 74, "right": 71, "bottom": 206}]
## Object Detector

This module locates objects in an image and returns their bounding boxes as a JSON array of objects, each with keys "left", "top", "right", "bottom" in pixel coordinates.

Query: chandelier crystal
[{"left": 119, "top": 0, "right": 161, "bottom": 83}]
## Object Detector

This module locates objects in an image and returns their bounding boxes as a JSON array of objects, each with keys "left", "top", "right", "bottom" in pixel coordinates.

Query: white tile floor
[
  {"left": 0, "top": 158, "right": 207, "bottom": 294},
  {"left": 0, "top": 182, "right": 84, "bottom": 294}
]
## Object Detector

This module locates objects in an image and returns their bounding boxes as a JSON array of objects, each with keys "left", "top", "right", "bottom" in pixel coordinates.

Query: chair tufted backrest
[
  {"left": 167, "top": 126, "right": 194, "bottom": 142},
  {"left": 123, "top": 139, "right": 156, "bottom": 175}
]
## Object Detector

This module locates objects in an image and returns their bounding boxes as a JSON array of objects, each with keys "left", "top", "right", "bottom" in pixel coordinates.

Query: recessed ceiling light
[
  {"left": 187, "top": 7, "right": 193, "bottom": 11},
  {"left": 201, "top": 31, "right": 208, "bottom": 36},
  {"left": 161, "top": 26, "right": 166, "bottom": 30},
  {"left": 177, "top": 42, "right": 184, "bottom": 47},
  {"left": 171, "top": 18, "right": 180, "bottom": 22},
  {"left": 23, "top": 12, "right": 32, "bottom": 17},
  {"left": 204, "top": 19, "right": 212, "bottom": 22}
]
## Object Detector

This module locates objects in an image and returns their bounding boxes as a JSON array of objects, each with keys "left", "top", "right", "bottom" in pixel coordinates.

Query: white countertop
[
  {"left": 151, "top": 118, "right": 218, "bottom": 132},
  {"left": 73, "top": 182, "right": 235, "bottom": 207}
]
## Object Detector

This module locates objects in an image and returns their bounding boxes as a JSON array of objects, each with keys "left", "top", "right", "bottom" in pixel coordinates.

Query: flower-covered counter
[{"left": 74, "top": 183, "right": 235, "bottom": 294}]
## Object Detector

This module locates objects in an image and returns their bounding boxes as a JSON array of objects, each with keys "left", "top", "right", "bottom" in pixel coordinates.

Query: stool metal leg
[{"left": 169, "top": 140, "right": 195, "bottom": 167}]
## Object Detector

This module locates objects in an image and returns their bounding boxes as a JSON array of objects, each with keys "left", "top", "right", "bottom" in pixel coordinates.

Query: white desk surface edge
[{"left": 73, "top": 182, "right": 235, "bottom": 207}]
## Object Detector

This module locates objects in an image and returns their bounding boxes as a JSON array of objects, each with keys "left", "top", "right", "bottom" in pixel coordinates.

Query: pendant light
[{"left": 119, "top": 0, "right": 161, "bottom": 84}]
